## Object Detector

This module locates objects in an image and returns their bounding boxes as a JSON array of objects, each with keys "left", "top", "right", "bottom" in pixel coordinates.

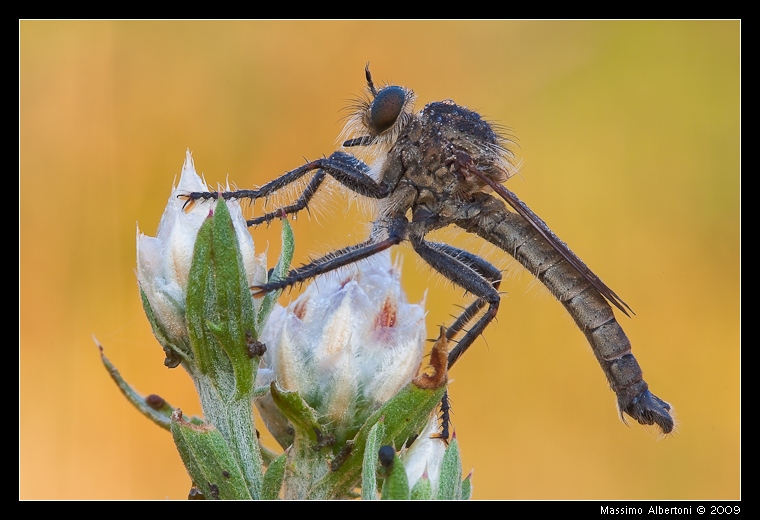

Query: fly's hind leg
[
  {"left": 409, "top": 235, "right": 502, "bottom": 440},
  {"left": 432, "top": 244, "right": 503, "bottom": 359},
  {"left": 409, "top": 238, "right": 502, "bottom": 369}
]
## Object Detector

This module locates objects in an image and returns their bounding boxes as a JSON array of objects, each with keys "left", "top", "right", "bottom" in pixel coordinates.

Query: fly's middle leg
[
  {"left": 252, "top": 213, "right": 409, "bottom": 297},
  {"left": 427, "top": 244, "right": 503, "bottom": 365}
]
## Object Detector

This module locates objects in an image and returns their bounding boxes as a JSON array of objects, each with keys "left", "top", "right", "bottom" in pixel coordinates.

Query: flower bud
[
  {"left": 400, "top": 413, "right": 448, "bottom": 494},
  {"left": 257, "top": 252, "right": 426, "bottom": 444},
  {"left": 136, "top": 150, "right": 264, "bottom": 366}
]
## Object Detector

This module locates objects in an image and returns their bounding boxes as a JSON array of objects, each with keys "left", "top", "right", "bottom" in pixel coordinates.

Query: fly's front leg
[
  {"left": 252, "top": 213, "right": 409, "bottom": 297},
  {"left": 181, "top": 151, "right": 392, "bottom": 219},
  {"left": 408, "top": 235, "right": 501, "bottom": 441},
  {"left": 181, "top": 158, "right": 323, "bottom": 205},
  {"left": 246, "top": 169, "right": 326, "bottom": 226}
]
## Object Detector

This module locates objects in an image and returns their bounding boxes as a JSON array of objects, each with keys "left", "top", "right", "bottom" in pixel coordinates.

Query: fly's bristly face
[{"left": 339, "top": 65, "right": 417, "bottom": 163}]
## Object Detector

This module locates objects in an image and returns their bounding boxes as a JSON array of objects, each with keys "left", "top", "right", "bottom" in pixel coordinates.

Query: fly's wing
[{"left": 468, "top": 167, "right": 633, "bottom": 317}]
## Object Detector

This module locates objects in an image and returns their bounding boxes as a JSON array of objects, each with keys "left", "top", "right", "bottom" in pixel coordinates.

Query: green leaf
[
  {"left": 410, "top": 474, "right": 433, "bottom": 500},
  {"left": 461, "top": 471, "right": 473, "bottom": 500},
  {"left": 361, "top": 419, "right": 386, "bottom": 500},
  {"left": 436, "top": 435, "right": 463, "bottom": 500},
  {"left": 183, "top": 201, "right": 264, "bottom": 498},
  {"left": 269, "top": 381, "right": 322, "bottom": 445},
  {"left": 186, "top": 200, "right": 258, "bottom": 401},
  {"left": 308, "top": 382, "right": 445, "bottom": 499},
  {"left": 257, "top": 217, "right": 294, "bottom": 330},
  {"left": 380, "top": 384, "right": 447, "bottom": 452},
  {"left": 261, "top": 451, "right": 287, "bottom": 500},
  {"left": 97, "top": 341, "right": 175, "bottom": 430},
  {"left": 170, "top": 411, "right": 252, "bottom": 500},
  {"left": 380, "top": 450, "right": 410, "bottom": 500}
]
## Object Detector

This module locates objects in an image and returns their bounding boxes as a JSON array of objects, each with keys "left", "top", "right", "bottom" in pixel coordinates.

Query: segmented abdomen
[{"left": 464, "top": 207, "right": 674, "bottom": 434}]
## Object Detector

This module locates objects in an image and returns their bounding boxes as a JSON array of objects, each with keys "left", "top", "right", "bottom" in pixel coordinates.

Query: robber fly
[{"left": 186, "top": 66, "right": 674, "bottom": 435}]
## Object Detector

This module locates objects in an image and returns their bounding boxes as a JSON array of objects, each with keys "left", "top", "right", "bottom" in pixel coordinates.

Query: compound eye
[{"left": 369, "top": 86, "right": 406, "bottom": 135}]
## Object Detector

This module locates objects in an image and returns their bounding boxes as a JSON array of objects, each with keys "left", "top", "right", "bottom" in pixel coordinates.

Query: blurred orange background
[{"left": 20, "top": 21, "right": 739, "bottom": 500}]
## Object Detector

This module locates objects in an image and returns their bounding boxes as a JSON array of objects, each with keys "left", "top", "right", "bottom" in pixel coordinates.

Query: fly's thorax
[
  {"left": 384, "top": 101, "right": 515, "bottom": 205},
  {"left": 419, "top": 101, "right": 515, "bottom": 193},
  {"left": 372, "top": 126, "right": 490, "bottom": 229}
]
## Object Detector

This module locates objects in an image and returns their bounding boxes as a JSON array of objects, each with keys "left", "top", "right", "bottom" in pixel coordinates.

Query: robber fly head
[{"left": 339, "top": 64, "right": 417, "bottom": 157}]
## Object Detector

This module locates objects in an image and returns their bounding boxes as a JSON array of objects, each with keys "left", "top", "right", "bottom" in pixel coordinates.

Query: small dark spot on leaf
[
  {"left": 163, "top": 347, "right": 181, "bottom": 369},
  {"left": 329, "top": 441, "right": 354, "bottom": 471},
  {"left": 145, "top": 394, "right": 165, "bottom": 409},
  {"left": 247, "top": 339, "right": 267, "bottom": 358}
]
